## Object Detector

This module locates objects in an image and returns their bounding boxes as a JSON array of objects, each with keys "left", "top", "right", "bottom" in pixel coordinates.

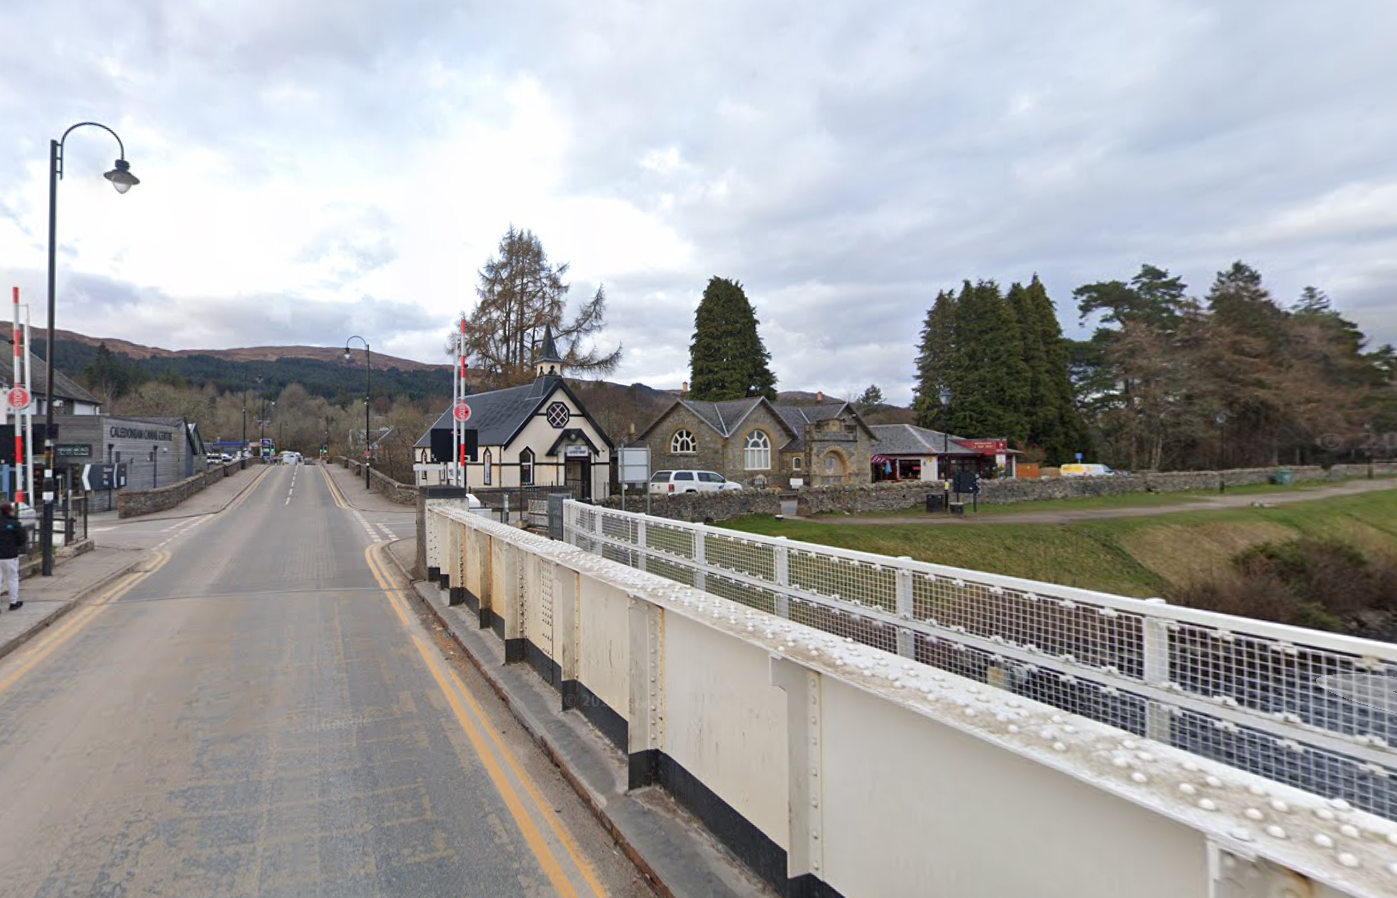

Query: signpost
[{"left": 618, "top": 446, "right": 652, "bottom": 513}]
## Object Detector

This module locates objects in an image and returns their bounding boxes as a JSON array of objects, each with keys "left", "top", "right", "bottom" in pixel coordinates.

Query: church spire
[{"left": 534, "top": 323, "right": 563, "bottom": 379}]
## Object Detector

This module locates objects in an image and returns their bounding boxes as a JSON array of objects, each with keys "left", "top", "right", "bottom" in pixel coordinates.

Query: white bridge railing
[{"left": 564, "top": 501, "right": 1397, "bottom": 821}]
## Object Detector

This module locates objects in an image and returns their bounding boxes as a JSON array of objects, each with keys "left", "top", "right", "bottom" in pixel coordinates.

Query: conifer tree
[
  {"left": 1013, "top": 276, "right": 1089, "bottom": 462},
  {"left": 913, "top": 290, "right": 958, "bottom": 429},
  {"left": 945, "top": 281, "right": 1030, "bottom": 442},
  {"left": 688, "top": 277, "right": 778, "bottom": 401}
]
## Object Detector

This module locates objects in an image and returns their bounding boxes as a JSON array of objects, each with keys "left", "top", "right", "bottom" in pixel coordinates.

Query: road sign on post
[
  {"left": 452, "top": 402, "right": 472, "bottom": 423},
  {"left": 7, "top": 386, "right": 30, "bottom": 410}
]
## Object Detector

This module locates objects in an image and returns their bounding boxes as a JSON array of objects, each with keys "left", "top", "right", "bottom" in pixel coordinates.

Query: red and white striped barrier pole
[{"left": 11, "top": 287, "right": 23, "bottom": 505}]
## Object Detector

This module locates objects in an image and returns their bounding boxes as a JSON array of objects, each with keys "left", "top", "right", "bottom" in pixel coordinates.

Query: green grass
[
  {"left": 719, "top": 489, "right": 1397, "bottom": 599},
  {"left": 820, "top": 475, "right": 1392, "bottom": 519}
]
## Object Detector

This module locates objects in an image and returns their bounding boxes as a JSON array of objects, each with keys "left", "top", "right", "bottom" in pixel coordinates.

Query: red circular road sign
[
  {"left": 452, "top": 402, "right": 472, "bottom": 422},
  {"left": 7, "top": 387, "right": 30, "bottom": 409}
]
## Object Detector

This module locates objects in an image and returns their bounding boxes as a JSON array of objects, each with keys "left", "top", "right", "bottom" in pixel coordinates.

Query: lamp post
[
  {"left": 150, "top": 444, "right": 158, "bottom": 488},
  {"left": 42, "top": 121, "right": 139, "bottom": 576},
  {"left": 939, "top": 386, "right": 952, "bottom": 510},
  {"left": 345, "top": 336, "right": 371, "bottom": 489},
  {"left": 1215, "top": 411, "right": 1228, "bottom": 494}
]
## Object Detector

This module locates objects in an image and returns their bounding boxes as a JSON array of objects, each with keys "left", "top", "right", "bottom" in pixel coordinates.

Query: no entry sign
[{"left": 452, "top": 402, "right": 472, "bottom": 423}]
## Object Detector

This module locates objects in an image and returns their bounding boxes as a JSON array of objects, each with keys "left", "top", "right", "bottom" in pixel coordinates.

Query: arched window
[
  {"left": 671, "top": 429, "right": 696, "bottom": 454},
  {"left": 743, "top": 430, "right": 771, "bottom": 470},
  {"left": 483, "top": 449, "right": 493, "bottom": 485},
  {"left": 520, "top": 448, "right": 534, "bottom": 486},
  {"left": 792, "top": 456, "right": 803, "bottom": 471}
]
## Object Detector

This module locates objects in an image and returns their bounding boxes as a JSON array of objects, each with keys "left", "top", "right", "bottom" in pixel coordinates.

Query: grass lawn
[
  {"left": 819, "top": 475, "right": 1395, "bottom": 520},
  {"left": 719, "top": 488, "right": 1397, "bottom": 599}
]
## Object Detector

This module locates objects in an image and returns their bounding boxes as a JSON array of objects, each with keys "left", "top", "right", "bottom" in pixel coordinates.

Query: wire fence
[{"left": 564, "top": 501, "right": 1397, "bottom": 821}]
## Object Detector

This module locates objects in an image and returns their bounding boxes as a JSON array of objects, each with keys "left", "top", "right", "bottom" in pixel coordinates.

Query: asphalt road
[{"left": 0, "top": 464, "right": 653, "bottom": 898}]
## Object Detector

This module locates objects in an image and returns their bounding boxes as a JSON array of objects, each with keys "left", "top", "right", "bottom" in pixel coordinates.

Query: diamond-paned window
[{"left": 546, "top": 402, "right": 571, "bottom": 428}]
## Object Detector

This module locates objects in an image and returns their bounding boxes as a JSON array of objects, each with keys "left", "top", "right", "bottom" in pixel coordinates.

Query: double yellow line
[
  {"left": 364, "top": 543, "right": 608, "bottom": 898},
  {"left": 322, "top": 465, "right": 351, "bottom": 510},
  {"left": 0, "top": 550, "right": 171, "bottom": 699}
]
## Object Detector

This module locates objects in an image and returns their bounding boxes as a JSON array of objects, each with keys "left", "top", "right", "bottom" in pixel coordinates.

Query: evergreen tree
[
  {"left": 946, "top": 280, "right": 1030, "bottom": 442},
  {"left": 1013, "top": 276, "right": 1089, "bottom": 462},
  {"left": 912, "top": 290, "right": 958, "bottom": 429},
  {"left": 688, "top": 277, "right": 778, "bottom": 401},
  {"left": 854, "top": 384, "right": 886, "bottom": 413}
]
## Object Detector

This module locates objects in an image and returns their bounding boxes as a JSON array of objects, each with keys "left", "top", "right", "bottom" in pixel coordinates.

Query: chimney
[
  {"left": 816, "top": 390, "right": 824, "bottom": 403},
  {"left": 681, "top": 381, "right": 689, "bottom": 397}
]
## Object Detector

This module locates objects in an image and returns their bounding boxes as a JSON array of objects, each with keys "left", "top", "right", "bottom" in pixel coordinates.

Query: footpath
[{"left": 821, "top": 474, "right": 1397, "bottom": 526}]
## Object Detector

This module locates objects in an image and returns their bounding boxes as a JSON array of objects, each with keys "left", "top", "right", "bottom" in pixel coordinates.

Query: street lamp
[
  {"left": 939, "top": 387, "right": 952, "bottom": 511},
  {"left": 1215, "top": 411, "right": 1228, "bottom": 494},
  {"left": 42, "top": 121, "right": 139, "bottom": 576},
  {"left": 345, "top": 336, "right": 371, "bottom": 489}
]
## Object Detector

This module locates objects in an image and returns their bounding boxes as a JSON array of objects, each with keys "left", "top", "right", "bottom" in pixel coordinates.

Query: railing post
[
  {"left": 895, "top": 566, "right": 915, "bottom": 659},
  {"left": 693, "top": 530, "right": 706, "bottom": 593},
  {"left": 774, "top": 538, "right": 791, "bottom": 619},
  {"left": 636, "top": 519, "right": 647, "bottom": 573},
  {"left": 1143, "top": 601, "right": 1172, "bottom": 745}
]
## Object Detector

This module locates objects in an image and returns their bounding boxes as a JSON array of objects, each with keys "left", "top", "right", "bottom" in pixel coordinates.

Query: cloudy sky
[{"left": 2, "top": 1, "right": 1395, "bottom": 404}]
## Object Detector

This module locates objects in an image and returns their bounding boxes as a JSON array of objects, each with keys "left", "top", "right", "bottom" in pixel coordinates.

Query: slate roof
[
  {"left": 676, "top": 398, "right": 765, "bottom": 437},
  {"left": 870, "top": 424, "right": 976, "bottom": 456},
  {"left": 1, "top": 339, "right": 102, "bottom": 406},
  {"left": 415, "top": 376, "right": 614, "bottom": 452}
]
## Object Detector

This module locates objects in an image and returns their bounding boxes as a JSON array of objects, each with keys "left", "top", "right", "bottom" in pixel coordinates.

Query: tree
[
  {"left": 1011, "top": 276, "right": 1089, "bottom": 463},
  {"left": 688, "top": 277, "right": 778, "bottom": 401},
  {"left": 945, "top": 280, "right": 1030, "bottom": 442},
  {"left": 912, "top": 290, "right": 958, "bottom": 429},
  {"left": 854, "top": 384, "right": 886, "bottom": 413},
  {"left": 459, "top": 226, "right": 621, "bottom": 389}
]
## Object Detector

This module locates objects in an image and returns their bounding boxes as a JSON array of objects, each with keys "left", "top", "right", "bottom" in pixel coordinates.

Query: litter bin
[
  {"left": 1270, "top": 468, "right": 1295, "bottom": 486},
  {"left": 926, "top": 493, "right": 945, "bottom": 513}
]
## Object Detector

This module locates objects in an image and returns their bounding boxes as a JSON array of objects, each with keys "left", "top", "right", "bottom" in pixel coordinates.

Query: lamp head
[
  {"left": 104, "top": 159, "right": 139, "bottom": 194},
  {"left": 939, "top": 387, "right": 952, "bottom": 405},
  {"left": 344, "top": 349, "right": 351, "bottom": 360}
]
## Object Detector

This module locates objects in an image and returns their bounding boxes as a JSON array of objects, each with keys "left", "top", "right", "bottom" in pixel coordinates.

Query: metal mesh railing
[{"left": 563, "top": 501, "right": 1397, "bottom": 820}]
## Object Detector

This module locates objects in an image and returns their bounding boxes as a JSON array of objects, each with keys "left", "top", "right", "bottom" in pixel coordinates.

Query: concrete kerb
[
  {"left": 377, "top": 537, "right": 767, "bottom": 898},
  {"left": 0, "top": 551, "right": 147, "bottom": 666}
]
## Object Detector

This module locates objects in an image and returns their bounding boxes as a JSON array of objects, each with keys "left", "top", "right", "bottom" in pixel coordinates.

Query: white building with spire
[{"left": 413, "top": 325, "right": 614, "bottom": 500}]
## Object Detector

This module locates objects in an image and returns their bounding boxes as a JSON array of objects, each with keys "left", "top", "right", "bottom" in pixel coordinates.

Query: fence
[{"left": 563, "top": 501, "right": 1397, "bottom": 821}]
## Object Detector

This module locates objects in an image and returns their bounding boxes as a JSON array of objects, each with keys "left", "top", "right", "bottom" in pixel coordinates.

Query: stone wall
[
  {"left": 117, "top": 458, "right": 248, "bottom": 518},
  {"left": 589, "top": 464, "right": 1391, "bottom": 523},
  {"left": 337, "top": 457, "right": 419, "bottom": 505},
  {"left": 595, "top": 488, "right": 781, "bottom": 522}
]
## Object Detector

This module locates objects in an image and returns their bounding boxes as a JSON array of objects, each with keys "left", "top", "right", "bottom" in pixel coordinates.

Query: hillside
[{"left": 52, "top": 329, "right": 452, "bottom": 373}]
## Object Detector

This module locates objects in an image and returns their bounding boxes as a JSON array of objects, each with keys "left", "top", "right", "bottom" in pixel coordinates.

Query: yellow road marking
[
  {"left": 0, "top": 550, "right": 171, "bottom": 699},
  {"left": 364, "top": 544, "right": 609, "bottom": 898},
  {"left": 224, "top": 465, "right": 276, "bottom": 514},
  {"left": 321, "top": 465, "right": 350, "bottom": 509}
]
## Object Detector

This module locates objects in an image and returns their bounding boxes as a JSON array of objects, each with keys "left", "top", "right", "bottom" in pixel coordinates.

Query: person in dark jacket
[{"left": 0, "top": 502, "right": 25, "bottom": 611}]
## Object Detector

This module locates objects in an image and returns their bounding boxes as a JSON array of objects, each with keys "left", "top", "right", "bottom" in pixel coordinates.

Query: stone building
[{"left": 635, "top": 397, "right": 876, "bottom": 489}]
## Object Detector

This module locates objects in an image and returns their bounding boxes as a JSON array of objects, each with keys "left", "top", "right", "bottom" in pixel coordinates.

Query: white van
[
  {"left": 1059, "top": 463, "right": 1113, "bottom": 477},
  {"left": 648, "top": 470, "right": 744, "bottom": 494}
]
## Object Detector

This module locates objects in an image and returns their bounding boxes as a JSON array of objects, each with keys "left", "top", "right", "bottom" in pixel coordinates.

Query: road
[{"left": 0, "top": 464, "right": 653, "bottom": 898}]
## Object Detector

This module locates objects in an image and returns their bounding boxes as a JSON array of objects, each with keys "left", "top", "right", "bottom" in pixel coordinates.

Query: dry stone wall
[{"left": 592, "top": 465, "right": 1393, "bottom": 524}]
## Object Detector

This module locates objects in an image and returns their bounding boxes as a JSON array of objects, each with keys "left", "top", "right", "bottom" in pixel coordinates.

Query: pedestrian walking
[{"left": 0, "top": 501, "right": 26, "bottom": 611}]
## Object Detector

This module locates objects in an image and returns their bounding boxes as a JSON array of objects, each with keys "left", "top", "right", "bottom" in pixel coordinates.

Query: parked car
[
  {"left": 1059, "top": 463, "right": 1114, "bottom": 477},
  {"left": 648, "top": 470, "right": 744, "bottom": 494}
]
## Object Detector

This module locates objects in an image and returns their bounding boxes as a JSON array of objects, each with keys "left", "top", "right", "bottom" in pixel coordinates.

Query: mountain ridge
[{"left": 53, "top": 329, "right": 449, "bottom": 372}]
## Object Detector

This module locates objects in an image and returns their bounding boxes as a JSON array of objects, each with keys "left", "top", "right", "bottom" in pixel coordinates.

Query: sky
[{"left": 2, "top": 0, "right": 1395, "bottom": 406}]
